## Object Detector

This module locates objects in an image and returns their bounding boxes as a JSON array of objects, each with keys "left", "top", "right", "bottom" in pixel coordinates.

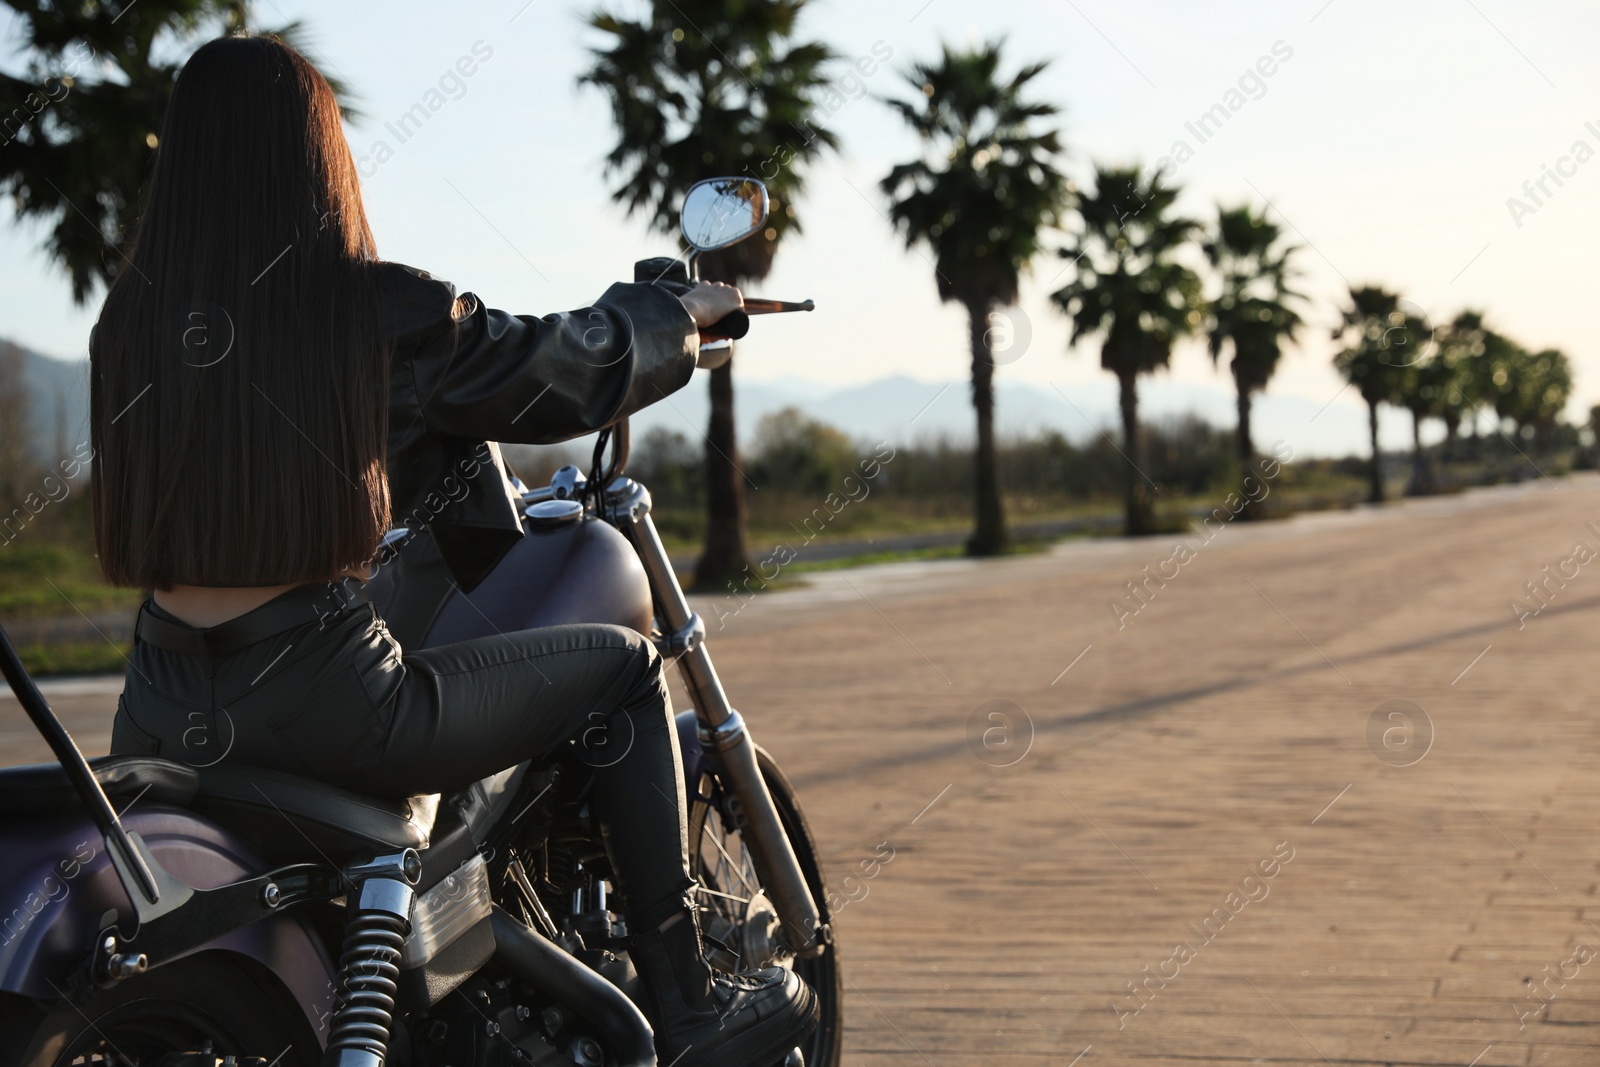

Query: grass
[
  {"left": 0, "top": 501, "right": 140, "bottom": 675},
  {"left": 0, "top": 537, "right": 140, "bottom": 619},
  {"left": 654, "top": 477, "right": 1375, "bottom": 558},
  {"left": 657, "top": 497, "right": 1126, "bottom": 557},
  {"left": 17, "top": 640, "right": 130, "bottom": 677},
  {"left": 652, "top": 497, "right": 1002, "bottom": 557},
  {"left": 0, "top": 578, "right": 139, "bottom": 618}
]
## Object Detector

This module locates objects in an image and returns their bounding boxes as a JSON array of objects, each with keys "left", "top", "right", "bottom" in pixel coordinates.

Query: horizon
[{"left": 2, "top": 333, "right": 1469, "bottom": 460}]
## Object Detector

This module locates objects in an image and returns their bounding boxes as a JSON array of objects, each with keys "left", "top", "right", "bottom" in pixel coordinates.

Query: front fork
[{"left": 604, "top": 478, "right": 826, "bottom": 957}]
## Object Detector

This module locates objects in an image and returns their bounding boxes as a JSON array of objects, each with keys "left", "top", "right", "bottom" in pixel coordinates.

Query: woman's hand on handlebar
[{"left": 679, "top": 281, "right": 744, "bottom": 329}]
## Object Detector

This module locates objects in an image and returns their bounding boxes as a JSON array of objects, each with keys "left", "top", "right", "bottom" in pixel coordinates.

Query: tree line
[
  {"left": 875, "top": 41, "right": 1579, "bottom": 542},
  {"left": 1333, "top": 293, "right": 1573, "bottom": 500},
  {"left": 578, "top": 6, "right": 1584, "bottom": 571},
  {"left": 1, "top": 0, "right": 1585, "bottom": 589}
]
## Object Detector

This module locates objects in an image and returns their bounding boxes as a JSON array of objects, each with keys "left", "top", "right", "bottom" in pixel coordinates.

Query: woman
[{"left": 92, "top": 34, "right": 815, "bottom": 1067}]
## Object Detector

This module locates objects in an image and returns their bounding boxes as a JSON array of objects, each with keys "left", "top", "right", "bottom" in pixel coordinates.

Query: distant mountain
[
  {"left": 631, "top": 373, "right": 1383, "bottom": 459},
  {"left": 0, "top": 337, "right": 1380, "bottom": 465},
  {"left": 0, "top": 339, "right": 90, "bottom": 460}
]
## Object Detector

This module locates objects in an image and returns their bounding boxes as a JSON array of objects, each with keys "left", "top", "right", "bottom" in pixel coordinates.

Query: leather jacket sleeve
[
  {"left": 381, "top": 262, "right": 699, "bottom": 447},
  {"left": 377, "top": 262, "right": 700, "bottom": 592}
]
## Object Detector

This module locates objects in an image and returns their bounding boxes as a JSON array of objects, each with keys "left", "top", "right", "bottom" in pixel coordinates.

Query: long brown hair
[{"left": 92, "top": 34, "right": 389, "bottom": 589}]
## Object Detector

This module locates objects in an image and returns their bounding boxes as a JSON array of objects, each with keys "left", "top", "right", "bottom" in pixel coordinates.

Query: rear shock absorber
[{"left": 324, "top": 849, "right": 422, "bottom": 1067}]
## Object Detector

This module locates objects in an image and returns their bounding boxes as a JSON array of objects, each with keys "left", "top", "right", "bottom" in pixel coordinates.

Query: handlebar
[
  {"left": 742, "top": 298, "right": 815, "bottom": 315},
  {"left": 631, "top": 255, "right": 811, "bottom": 345},
  {"left": 700, "top": 309, "right": 750, "bottom": 341}
]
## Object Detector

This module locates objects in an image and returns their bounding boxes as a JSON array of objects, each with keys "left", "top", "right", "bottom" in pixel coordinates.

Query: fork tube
[
  {"left": 631, "top": 518, "right": 730, "bottom": 726},
  {"left": 605, "top": 479, "right": 825, "bottom": 954}
]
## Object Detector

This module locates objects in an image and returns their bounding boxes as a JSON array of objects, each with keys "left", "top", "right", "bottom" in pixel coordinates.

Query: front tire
[
  {"left": 688, "top": 744, "right": 842, "bottom": 1067},
  {"left": 0, "top": 954, "right": 320, "bottom": 1067}
]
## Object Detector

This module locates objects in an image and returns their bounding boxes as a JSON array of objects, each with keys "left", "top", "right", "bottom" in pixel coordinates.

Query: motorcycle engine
[{"left": 411, "top": 976, "right": 607, "bottom": 1067}]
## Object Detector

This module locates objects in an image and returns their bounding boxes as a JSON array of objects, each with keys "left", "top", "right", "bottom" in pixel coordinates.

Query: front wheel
[
  {"left": 0, "top": 954, "right": 320, "bottom": 1067},
  {"left": 688, "top": 744, "right": 842, "bottom": 1067}
]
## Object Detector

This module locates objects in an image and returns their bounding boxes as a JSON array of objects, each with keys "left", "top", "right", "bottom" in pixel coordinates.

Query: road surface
[{"left": 6, "top": 476, "right": 1600, "bottom": 1065}]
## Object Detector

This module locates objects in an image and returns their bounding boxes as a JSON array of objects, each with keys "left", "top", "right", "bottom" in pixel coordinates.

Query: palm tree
[
  {"left": 1202, "top": 203, "right": 1302, "bottom": 503},
  {"left": 1051, "top": 164, "right": 1202, "bottom": 535},
  {"left": 1483, "top": 338, "right": 1531, "bottom": 446},
  {"left": 1396, "top": 353, "right": 1452, "bottom": 495},
  {"left": 1510, "top": 347, "right": 1572, "bottom": 452},
  {"left": 1434, "top": 311, "right": 1491, "bottom": 460},
  {"left": 1332, "top": 285, "right": 1423, "bottom": 503},
  {"left": 0, "top": 1, "right": 346, "bottom": 303},
  {"left": 880, "top": 41, "right": 1069, "bottom": 555},
  {"left": 581, "top": 0, "right": 838, "bottom": 590}
]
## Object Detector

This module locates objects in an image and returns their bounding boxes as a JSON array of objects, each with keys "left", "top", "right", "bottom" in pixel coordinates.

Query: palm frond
[
  {"left": 878, "top": 40, "right": 1068, "bottom": 309},
  {"left": 578, "top": 0, "right": 840, "bottom": 280}
]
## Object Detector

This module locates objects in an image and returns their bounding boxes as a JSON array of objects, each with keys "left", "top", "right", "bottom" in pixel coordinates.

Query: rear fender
[{"left": 0, "top": 806, "right": 337, "bottom": 1044}]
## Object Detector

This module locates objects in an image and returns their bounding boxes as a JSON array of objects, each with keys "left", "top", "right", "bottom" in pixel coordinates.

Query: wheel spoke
[
  {"left": 695, "top": 885, "right": 754, "bottom": 906},
  {"left": 687, "top": 756, "right": 837, "bottom": 1066},
  {"left": 701, "top": 817, "right": 759, "bottom": 895}
]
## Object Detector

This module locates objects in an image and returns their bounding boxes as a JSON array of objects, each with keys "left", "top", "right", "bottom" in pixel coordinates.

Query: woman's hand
[{"left": 678, "top": 281, "right": 744, "bottom": 329}]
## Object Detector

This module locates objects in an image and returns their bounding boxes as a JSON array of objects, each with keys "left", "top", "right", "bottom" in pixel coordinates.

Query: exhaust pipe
[{"left": 489, "top": 907, "right": 656, "bottom": 1067}]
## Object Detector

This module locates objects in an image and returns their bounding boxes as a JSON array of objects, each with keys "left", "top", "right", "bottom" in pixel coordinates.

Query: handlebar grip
[{"left": 700, "top": 309, "right": 750, "bottom": 341}]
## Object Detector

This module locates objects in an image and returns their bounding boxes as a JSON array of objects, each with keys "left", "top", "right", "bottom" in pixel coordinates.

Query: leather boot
[{"left": 629, "top": 904, "right": 818, "bottom": 1067}]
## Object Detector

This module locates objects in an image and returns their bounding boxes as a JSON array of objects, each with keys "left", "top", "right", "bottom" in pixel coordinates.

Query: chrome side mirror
[{"left": 680, "top": 178, "right": 769, "bottom": 253}]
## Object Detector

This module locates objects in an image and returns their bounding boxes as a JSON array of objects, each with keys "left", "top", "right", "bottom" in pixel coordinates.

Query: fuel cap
[{"left": 525, "top": 499, "right": 584, "bottom": 527}]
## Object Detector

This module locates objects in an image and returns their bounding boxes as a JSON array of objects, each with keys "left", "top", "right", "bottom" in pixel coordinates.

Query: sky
[{"left": 2, "top": 0, "right": 1599, "bottom": 456}]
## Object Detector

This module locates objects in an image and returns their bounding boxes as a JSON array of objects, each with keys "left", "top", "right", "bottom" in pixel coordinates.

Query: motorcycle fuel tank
[{"left": 368, "top": 513, "right": 655, "bottom": 650}]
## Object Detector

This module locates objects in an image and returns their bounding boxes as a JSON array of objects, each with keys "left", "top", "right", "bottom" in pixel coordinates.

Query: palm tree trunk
[
  {"left": 1367, "top": 400, "right": 1384, "bottom": 503},
  {"left": 0, "top": 343, "right": 32, "bottom": 508},
  {"left": 1462, "top": 407, "right": 1478, "bottom": 463},
  {"left": 1406, "top": 408, "right": 1430, "bottom": 496},
  {"left": 1119, "top": 372, "right": 1152, "bottom": 534},
  {"left": 967, "top": 302, "right": 1005, "bottom": 556},
  {"left": 1235, "top": 382, "right": 1261, "bottom": 522},
  {"left": 1235, "top": 384, "right": 1254, "bottom": 470},
  {"left": 691, "top": 359, "right": 753, "bottom": 592}
]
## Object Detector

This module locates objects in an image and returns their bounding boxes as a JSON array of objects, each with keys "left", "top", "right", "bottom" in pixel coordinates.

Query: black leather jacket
[{"left": 378, "top": 263, "right": 698, "bottom": 589}]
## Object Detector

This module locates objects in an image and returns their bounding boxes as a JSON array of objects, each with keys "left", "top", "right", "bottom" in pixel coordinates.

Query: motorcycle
[{"left": 0, "top": 176, "right": 840, "bottom": 1067}]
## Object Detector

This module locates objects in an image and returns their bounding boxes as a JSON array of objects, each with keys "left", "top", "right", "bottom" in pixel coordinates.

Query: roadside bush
[{"left": 748, "top": 409, "right": 859, "bottom": 495}]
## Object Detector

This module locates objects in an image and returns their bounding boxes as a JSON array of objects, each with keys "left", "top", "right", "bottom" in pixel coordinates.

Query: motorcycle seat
[
  {"left": 191, "top": 764, "right": 438, "bottom": 864},
  {"left": 0, "top": 754, "right": 199, "bottom": 817},
  {"left": 0, "top": 756, "right": 435, "bottom": 864}
]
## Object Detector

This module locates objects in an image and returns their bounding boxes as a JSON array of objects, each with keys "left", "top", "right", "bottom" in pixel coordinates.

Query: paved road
[{"left": 7, "top": 477, "right": 1600, "bottom": 1064}]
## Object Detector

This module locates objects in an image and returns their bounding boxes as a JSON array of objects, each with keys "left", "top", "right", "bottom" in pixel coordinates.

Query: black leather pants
[{"left": 111, "top": 591, "right": 692, "bottom": 928}]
